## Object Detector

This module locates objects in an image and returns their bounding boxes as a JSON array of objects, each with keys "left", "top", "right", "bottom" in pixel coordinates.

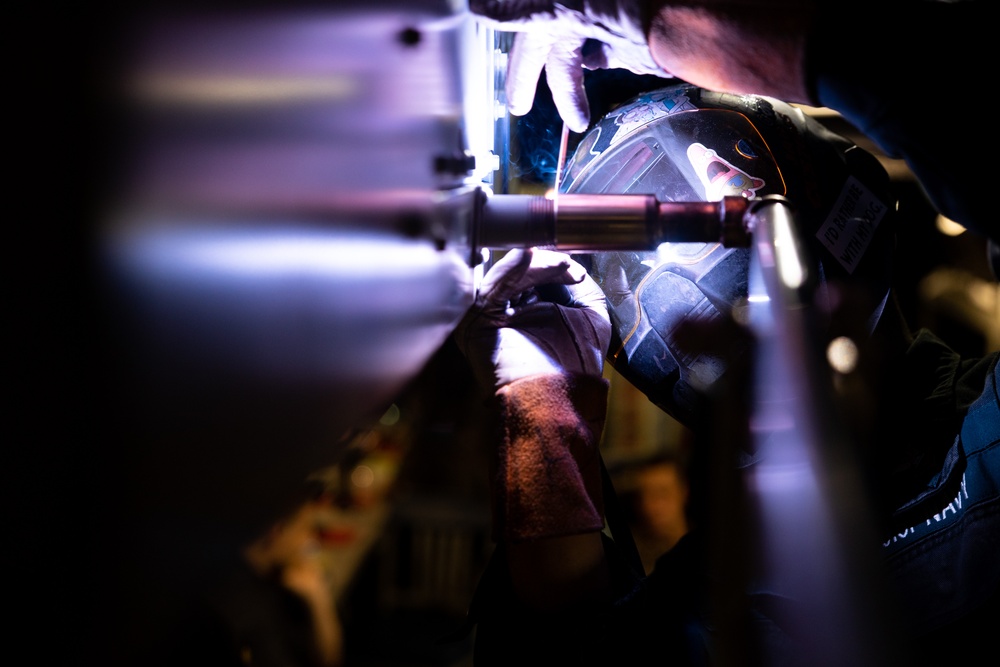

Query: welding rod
[{"left": 477, "top": 192, "right": 753, "bottom": 251}]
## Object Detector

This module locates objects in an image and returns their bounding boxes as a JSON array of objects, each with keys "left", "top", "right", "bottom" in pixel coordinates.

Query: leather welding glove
[
  {"left": 469, "top": 0, "right": 669, "bottom": 133},
  {"left": 454, "top": 248, "right": 612, "bottom": 542}
]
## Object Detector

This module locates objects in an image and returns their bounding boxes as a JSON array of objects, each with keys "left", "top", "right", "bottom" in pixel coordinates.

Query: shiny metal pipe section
[{"left": 477, "top": 192, "right": 752, "bottom": 251}]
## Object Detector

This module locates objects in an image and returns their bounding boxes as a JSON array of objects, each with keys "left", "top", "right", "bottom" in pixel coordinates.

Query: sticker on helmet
[
  {"left": 815, "top": 175, "right": 888, "bottom": 274},
  {"left": 608, "top": 90, "right": 698, "bottom": 148}
]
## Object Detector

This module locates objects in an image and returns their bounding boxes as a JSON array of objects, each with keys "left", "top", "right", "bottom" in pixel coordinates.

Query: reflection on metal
[
  {"left": 106, "top": 221, "right": 474, "bottom": 386},
  {"left": 102, "top": 5, "right": 490, "bottom": 429},
  {"left": 476, "top": 192, "right": 752, "bottom": 251}
]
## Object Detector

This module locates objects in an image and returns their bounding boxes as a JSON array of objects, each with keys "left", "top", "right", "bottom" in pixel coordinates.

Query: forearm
[
  {"left": 493, "top": 373, "right": 612, "bottom": 609},
  {"left": 646, "top": 1, "right": 817, "bottom": 104}
]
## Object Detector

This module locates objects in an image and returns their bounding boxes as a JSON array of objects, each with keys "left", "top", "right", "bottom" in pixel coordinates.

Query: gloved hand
[
  {"left": 470, "top": 0, "right": 668, "bottom": 133},
  {"left": 454, "top": 248, "right": 613, "bottom": 542},
  {"left": 455, "top": 247, "right": 611, "bottom": 394}
]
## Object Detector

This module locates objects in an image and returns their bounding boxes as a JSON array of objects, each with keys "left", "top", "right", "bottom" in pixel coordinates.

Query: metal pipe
[{"left": 476, "top": 192, "right": 753, "bottom": 251}]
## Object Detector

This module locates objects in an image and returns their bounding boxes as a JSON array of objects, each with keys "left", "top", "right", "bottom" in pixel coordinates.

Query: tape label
[{"left": 816, "top": 175, "right": 887, "bottom": 274}]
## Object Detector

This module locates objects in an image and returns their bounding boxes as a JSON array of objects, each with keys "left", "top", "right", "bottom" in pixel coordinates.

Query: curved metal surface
[{"left": 88, "top": 4, "right": 485, "bottom": 661}]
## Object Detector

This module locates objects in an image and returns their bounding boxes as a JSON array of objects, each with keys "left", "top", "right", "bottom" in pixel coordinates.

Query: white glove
[
  {"left": 455, "top": 248, "right": 611, "bottom": 395},
  {"left": 470, "top": 0, "right": 669, "bottom": 133}
]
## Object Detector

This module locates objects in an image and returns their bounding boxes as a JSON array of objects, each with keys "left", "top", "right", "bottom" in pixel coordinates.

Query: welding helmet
[{"left": 561, "top": 83, "right": 897, "bottom": 429}]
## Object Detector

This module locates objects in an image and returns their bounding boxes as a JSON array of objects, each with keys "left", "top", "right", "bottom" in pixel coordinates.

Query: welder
[{"left": 454, "top": 2, "right": 998, "bottom": 666}]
